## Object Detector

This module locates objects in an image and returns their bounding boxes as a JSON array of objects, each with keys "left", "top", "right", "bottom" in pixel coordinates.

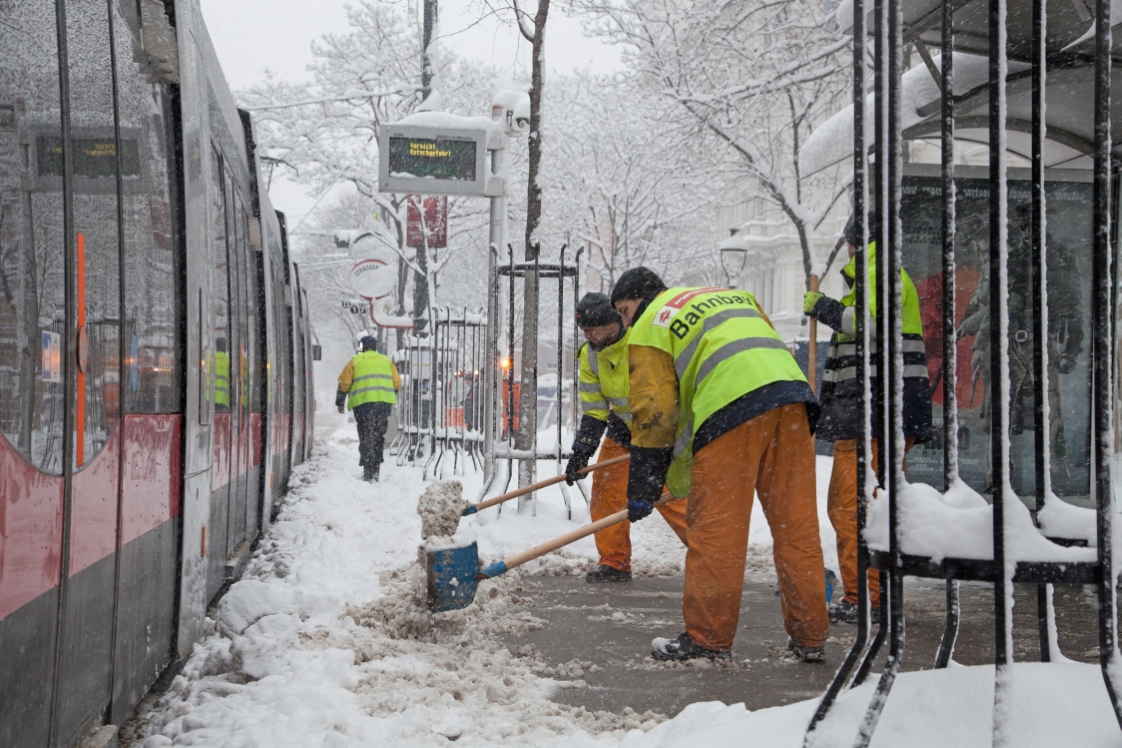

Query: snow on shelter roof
[{"left": 799, "top": 49, "right": 1122, "bottom": 176}]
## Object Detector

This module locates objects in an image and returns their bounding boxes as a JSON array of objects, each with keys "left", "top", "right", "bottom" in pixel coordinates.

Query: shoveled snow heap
[{"left": 418, "top": 480, "right": 469, "bottom": 539}]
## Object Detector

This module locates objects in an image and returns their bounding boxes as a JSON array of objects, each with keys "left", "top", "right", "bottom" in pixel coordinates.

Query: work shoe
[
  {"left": 829, "top": 599, "right": 858, "bottom": 624},
  {"left": 786, "top": 637, "right": 826, "bottom": 664},
  {"left": 651, "top": 632, "right": 731, "bottom": 662},
  {"left": 585, "top": 565, "right": 632, "bottom": 583}
]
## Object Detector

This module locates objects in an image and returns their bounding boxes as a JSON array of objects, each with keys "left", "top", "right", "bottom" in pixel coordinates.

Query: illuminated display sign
[
  {"left": 389, "top": 137, "right": 476, "bottom": 181},
  {"left": 37, "top": 136, "right": 141, "bottom": 178},
  {"left": 379, "top": 123, "right": 499, "bottom": 197}
]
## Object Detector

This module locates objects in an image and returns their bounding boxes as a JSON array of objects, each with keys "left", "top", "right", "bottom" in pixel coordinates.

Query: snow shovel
[
  {"left": 426, "top": 494, "right": 673, "bottom": 613},
  {"left": 460, "top": 453, "right": 630, "bottom": 516}
]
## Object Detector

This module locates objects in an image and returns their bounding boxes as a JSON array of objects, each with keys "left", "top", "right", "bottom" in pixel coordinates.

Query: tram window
[
  {"left": 68, "top": 0, "right": 121, "bottom": 468},
  {"left": 0, "top": 2, "right": 66, "bottom": 474},
  {"left": 211, "top": 147, "right": 230, "bottom": 414},
  {"left": 113, "top": 0, "right": 179, "bottom": 414}
]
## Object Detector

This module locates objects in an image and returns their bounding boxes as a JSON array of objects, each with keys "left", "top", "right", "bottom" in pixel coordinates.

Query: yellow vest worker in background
[
  {"left": 565, "top": 293, "right": 688, "bottom": 583},
  {"left": 803, "top": 212, "right": 932, "bottom": 624},
  {"left": 337, "top": 335, "right": 401, "bottom": 482},
  {"left": 214, "top": 338, "right": 230, "bottom": 411},
  {"left": 612, "top": 267, "right": 829, "bottom": 663}
]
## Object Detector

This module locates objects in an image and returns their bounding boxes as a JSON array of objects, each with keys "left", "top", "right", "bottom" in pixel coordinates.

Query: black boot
[
  {"left": 372, "top": 463, "right": 380, "bottom": 482},
  {"left": 363, "top": 465, "right": 376, "bottom": 482},
  {"left": 651, "top": 632, "right": 730, "bottom": 662},
  {"left": 585, "top": 565, "right": 632, "bottom": 583}
]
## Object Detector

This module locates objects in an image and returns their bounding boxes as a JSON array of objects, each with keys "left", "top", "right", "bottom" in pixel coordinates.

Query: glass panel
[
  {"left": 223, "top": 167, "right": 239, "bottom": 425},
  {"left": 0, "top": 1, "right": 67, "bottom": 473},
  {"left": 210, "top": 147, "right": 230, "bottom": 414},
  {"left": 68, "top": 0, "right": 121, "bottom": 468},
  {"left": 113, "top": 0, "right": 178, "bottom": 414}
]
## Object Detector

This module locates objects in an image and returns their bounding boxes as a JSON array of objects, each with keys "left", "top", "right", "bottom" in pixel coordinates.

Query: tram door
[{"left": 209, "top": 149, "right": 252, "bottom": 599}]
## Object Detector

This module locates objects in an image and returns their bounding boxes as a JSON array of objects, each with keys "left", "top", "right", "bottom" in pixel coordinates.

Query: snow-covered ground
[{"left": 121, "top": 423, "right": 1121, "bottom": 747}]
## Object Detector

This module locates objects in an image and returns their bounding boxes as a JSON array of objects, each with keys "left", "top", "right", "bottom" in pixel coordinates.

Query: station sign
[
  {"left": 378, "top": 120, "right": 501, "bottom": 197},
  {"left": 348, "top": 259, "right": 395, "bottom": 301},
  {"left": 406, "top": 195, "right": 447, "bottom": 248}
]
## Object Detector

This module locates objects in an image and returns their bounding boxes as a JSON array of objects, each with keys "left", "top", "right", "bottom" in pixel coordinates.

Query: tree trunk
[{"left": 516, "top": 0, "right": 550, "bottom": 511}]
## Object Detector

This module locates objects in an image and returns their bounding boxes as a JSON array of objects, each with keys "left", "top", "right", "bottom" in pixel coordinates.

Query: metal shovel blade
[{"left": 425, "top": 542, "right": 481, "bottom": 612}]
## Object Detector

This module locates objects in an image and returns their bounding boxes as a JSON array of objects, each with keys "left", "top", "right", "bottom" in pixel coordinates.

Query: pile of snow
[
  {"left": 865, "top": 478, "right": 1098, "bottom": 564},
  {"left": 417, "top": 480, "right": 469, "bottom": 539}
]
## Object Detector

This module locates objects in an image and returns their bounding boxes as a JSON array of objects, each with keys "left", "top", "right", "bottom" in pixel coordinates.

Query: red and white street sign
[{"left": 406, "top": 195, "right": 448, "bottom": 248}]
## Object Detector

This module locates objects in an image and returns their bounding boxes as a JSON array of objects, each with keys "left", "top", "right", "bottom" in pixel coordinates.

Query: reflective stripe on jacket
[
  {"left": 578, "top": 328, "right": 632, "bottom": 426},
  {"left": 628, "top": 287, "right": 809, "bottom": 497},
  {"left": 343, "top": 351, "right": 398, "bottom": 409}
]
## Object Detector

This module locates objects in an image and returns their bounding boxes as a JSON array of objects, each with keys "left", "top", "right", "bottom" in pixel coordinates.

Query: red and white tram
[{"left": 0, "top": 1, "right": 317, "bottom": 744}]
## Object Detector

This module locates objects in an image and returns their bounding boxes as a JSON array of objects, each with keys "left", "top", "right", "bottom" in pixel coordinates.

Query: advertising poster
[{"left": 901, "top": 168, "right": 1093, "bottom": 501}]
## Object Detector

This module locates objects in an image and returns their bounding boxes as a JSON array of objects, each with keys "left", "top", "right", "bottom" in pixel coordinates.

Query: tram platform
[{"left": 505, "top": 573, "right": 1105, "bottom": 718}]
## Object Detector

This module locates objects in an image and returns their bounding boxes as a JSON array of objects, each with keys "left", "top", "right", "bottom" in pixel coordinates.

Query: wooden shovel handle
[
  {"left": 808, "top": 274, "right": 819, "bottom": 393},
  {"left": 465, "top": 453, "right": 630, "bottom": 515},
  {"left": 498, "top": 495, "right": 675, "bottom": 574}
]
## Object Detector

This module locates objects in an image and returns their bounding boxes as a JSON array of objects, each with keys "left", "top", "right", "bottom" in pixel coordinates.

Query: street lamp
[{"left": 718, "top": 233, "right": 753, "bottom": 288}]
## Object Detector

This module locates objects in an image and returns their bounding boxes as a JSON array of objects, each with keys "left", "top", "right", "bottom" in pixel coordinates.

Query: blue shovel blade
[{"left": 426, "top": 542, "right": 481, "bottom": 612}]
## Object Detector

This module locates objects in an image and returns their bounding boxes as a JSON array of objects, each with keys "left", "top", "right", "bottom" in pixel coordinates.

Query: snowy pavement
[{"left": 120, "top": 423, "right": 1122, "bottom": 747}]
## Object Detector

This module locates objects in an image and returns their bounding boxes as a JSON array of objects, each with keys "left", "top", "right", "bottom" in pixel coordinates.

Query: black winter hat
[
  {"left": 575, "top": 292, "right": 621, "bottom": 328},
  {"left": 844, "top": 211, "right": 879, "bottom": 246},
  {"left": 610, "top": 267, "right": 668, "bottom": 306},
  {"left": 360, "top": 335, "right": 379, "bottom": 351}
]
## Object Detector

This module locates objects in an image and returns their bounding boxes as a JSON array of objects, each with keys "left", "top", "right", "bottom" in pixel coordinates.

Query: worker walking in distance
[
  {"left": 803, "top": 212, "right": 932, "bottom": 624},
  {"left": 612, "top": 267, "right": 829, "bottom": 663},
  {"left": 566, "top": 293, "right": 688, "bottom": 583},
  {"left": 337, "top": 335, "right": 401, "bottom": 482}
]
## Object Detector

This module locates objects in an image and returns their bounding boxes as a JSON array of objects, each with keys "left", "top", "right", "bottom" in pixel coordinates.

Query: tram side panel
[
  {"left": 174, "top": 0, "right": 217, "bottom": 657},
  {"left": 0, "top": 0, "right": 184, "bottom": 742}
]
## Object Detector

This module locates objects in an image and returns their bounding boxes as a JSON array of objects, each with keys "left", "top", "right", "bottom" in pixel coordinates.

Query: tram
[{"left": 0, "top": 1, "right": 317, "bottom": 744}]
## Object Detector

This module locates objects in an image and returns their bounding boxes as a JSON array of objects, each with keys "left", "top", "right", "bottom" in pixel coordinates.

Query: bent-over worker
[
  {"left": 565, "top": 293, "right": 688, "bottom": 583},
  {"left": 337, "top": 335, "right": 401, "bottom": 482},
  {"left": 803, "top": 211, "right": 932, "bottom": 623},
  {"left": 612, "top": 267, "right": 829, "bottom": 663}
]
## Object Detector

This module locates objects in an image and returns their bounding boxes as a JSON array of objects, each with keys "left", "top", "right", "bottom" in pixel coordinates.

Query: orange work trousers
[
  {"left": 685, "top": 403, "right": 829, "bottom": 651},
  {"left": 827, "top": 438, "right": 914, "bottom": 608},
  {"left": 591, "top": 437, "right": 688, "bottom": 572}
]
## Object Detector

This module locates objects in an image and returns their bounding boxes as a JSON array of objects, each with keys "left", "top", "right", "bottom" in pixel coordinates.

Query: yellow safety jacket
[
  {"left": 214, "top": 351, "right": 230, "bottom": 409},
  {"left": 629, "top": 287, "right": 809, "bottom": 497},
  {"left": 343, "top": 351, "right": 398, "bottom": 409},
  {"left": 578, "top": 327, "right": 632, "bottom": 426}
]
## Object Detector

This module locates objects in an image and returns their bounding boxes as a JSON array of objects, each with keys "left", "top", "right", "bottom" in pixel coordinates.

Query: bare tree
[{"left": 576, "top": 0, "right": 853, "bottom": 289}]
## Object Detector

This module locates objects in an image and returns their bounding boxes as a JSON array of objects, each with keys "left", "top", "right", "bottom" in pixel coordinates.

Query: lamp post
[{"left": 718, "top": 233, "right": 752, "bottom": 288}]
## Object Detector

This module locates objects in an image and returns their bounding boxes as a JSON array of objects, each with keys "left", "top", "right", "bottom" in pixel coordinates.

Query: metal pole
[
  {"left": 1091, "top": 0, "right": 1122, "bottom": 727},
  {"left": 936, "top": 0, "right": 962, "bottom": 671},
  {"left": 803, "top": 0, "right": 870, "bottom": 733},
  {"left": 483, "top": 108, "right": 507, "bottom": 486},
  {"left": 1030, "top": 0, "right": 1052, "bottom": 664}
]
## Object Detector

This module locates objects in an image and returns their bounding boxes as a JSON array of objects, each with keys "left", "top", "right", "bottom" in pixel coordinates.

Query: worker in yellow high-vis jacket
[
  {"left": 803, "top": 211, "right": 932, "bottom": 625},
  {"left": 565, "top": 293, "right": 688, "bottom": 583},
  {"left": 337, "top": 335, "right": 401, "bottom": 482},
  {"left": 612, "top": 267, "right": 828, "bottom": 664}
]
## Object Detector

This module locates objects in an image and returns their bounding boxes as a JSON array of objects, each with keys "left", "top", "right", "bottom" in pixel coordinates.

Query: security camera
[{"left": 491, "top": 89, "right": 532, "bottom": 137}]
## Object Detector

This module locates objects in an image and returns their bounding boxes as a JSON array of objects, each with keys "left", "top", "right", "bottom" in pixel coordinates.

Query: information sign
[
  {"left": 348, "top": 259, "right": 395, "bottom": 301},
  {"left": 378, "top": 122, "right": 498, "bottom": 197}
]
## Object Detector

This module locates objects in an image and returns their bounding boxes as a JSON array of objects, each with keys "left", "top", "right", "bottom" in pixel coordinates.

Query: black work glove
[
  {"left": 564, "top": 452, "right": 591, "bottom": 485},
  {"left": 628, "top": 499, "right": 655, "bottom": 523},
  {"left": 626, "top": 446, "right": 673, "bottom": 522}
]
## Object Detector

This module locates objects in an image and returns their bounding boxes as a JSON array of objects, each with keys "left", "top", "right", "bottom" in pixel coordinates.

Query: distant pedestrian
[
  {"left": 612, "top": 267, "right": 828, "bottom": 663},
  {"left": 337, "top": 335, "right": 401, "bottom": 482},
  {"left": 566, "top": 292, "right": 688, "bottom": 583},
  {"left": 803, "top": 211, "right": 932, "bottom": 624}
]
